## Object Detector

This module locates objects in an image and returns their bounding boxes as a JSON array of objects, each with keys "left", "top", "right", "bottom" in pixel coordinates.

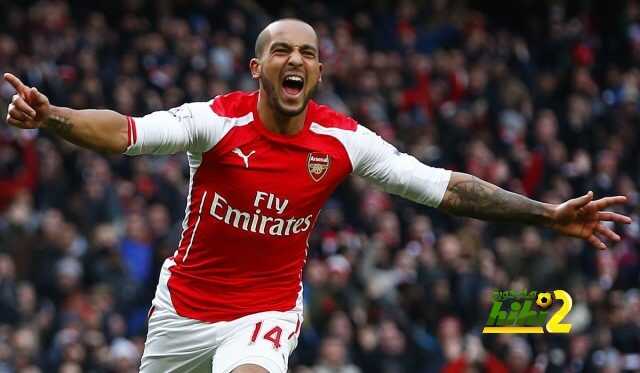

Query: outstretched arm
[
  {"left": 439, "top": 172, "right": 631, "bottom": 249},
  {"left": 4, "top": 73, "right": 223, "bottom": 155},
  {"left": 4, "top": 73, "right": 128, "bottom": 153},
  {"left": 439, "top": 173, "right": 554, "bottom": 223},
  {"left": 299, "top": 122, "right": 631, "bottom": 250}
]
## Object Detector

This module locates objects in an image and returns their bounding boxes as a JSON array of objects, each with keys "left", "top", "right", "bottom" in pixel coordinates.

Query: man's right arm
[
  {"left": 4, "top": 73, "right": 222, "bottom": 155},
  {"left": 42, "top": 106, "right": 129, "bottom": 153},
  {"left": 4, "top": 73, "right": 128, "bottom": 153}
]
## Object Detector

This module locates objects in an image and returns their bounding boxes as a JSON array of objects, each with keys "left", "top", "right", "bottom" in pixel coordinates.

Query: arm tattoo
[
  {"left": 440, "top": 174, "right": 552, "bottom": 225},
  {"left": 45, "top": 114, "right": 74, "bottom": 136}
]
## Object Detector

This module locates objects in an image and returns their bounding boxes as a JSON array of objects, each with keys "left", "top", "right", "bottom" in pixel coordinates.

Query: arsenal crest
[{"left": 307, "top": 152, "right": 331, "bottom": 182}]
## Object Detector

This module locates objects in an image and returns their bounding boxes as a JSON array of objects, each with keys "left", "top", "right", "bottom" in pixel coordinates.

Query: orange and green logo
[{"left": 482, "top": 289, "right": 572, "bottom": 334}]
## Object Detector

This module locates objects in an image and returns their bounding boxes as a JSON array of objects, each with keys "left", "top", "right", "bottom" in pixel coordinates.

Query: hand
[
  {"left": 4, "top": 73, "right": 51, "bottom": 129},
  {"left": 550, "top": 191, "right": 631, "bottom": 249}
]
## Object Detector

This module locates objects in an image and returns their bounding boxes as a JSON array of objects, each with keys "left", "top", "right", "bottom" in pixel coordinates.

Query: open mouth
[{"left": 282, "top": 74, "right": 304, "bottom": 97}]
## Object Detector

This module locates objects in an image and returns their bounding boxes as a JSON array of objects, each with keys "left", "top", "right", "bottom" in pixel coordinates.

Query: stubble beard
[{"left": 261, "top": 76, "right": 317, "bottom": 117}]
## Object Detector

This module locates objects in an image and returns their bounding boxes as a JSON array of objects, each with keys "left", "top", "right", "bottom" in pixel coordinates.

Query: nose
[{"left": 288, "top": 49, "right": 303, "bottom": 67}]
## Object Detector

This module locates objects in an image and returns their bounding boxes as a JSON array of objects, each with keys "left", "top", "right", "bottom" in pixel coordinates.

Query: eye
[
  {"left": 273, "top": 48, "right": 288, "bottom": 55},
  {"left": 302, "top": 51, "right": 316, "bottom": 58}
]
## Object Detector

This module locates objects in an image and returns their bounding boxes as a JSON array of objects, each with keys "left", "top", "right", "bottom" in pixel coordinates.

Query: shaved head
[
  {"left": 250, "top": 17, "right": 322, "bottom": 117},
  {"left": 254, "top": 18, "right": 318, "bottom": 58}
]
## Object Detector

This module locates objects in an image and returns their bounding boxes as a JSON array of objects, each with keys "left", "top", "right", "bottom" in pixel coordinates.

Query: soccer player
[{"left": 4, "top": 18, "right": 631, "bottom": 373}]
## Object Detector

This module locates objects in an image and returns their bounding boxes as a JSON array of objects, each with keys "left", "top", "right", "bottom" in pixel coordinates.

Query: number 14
[
  {"left": 249, "top": 319, "right": 300, "bottom": 350},
  {"left": 250, "top": 322, "right": 283, "bottom": 349}
]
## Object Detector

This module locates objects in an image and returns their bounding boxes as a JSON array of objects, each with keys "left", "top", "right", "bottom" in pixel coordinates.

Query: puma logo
[{"left": 232, "top": 148, "right": 256, "bottom": 168}]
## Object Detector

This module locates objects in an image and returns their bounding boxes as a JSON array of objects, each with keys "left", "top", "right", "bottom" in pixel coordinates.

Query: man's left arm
[
  {"left": 439, "top": 172, "right": 554, "bottom": 224},
  {"left": 439, "top": 172, "right": 631, "bottom": 249},
  {"left": 347, "top": 124, "right": 631, "bottom": 250}
]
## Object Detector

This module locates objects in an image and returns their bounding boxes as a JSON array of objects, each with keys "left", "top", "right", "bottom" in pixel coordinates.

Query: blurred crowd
[{"left": 1, "top": 0, "right": 639, "bottom": 372}]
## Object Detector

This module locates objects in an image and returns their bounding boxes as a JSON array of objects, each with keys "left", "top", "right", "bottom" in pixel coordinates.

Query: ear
[
  {"left": 250, "top": 58, "right": 261, "bottom": 79},
  {"left": 318, "top": 62, "right": 323, "bottom": 83}
]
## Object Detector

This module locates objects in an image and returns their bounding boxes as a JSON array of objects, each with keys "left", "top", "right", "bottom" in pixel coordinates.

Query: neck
[{"left": 257, "top": 90, "right": 308, "bottom": 135}]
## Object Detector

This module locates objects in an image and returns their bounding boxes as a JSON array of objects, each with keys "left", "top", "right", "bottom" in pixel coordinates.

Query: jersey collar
[{"left": 252, "top": 91, "right": 314, "bottom": 142}]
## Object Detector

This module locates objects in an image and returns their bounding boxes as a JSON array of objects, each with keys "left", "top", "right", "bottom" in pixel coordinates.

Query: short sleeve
[
  {"left": 124, "top": 101, "right": 222, "bottom": 155},
  {"left": 336, "top": 124, "right": 451, "bottom": 207}
]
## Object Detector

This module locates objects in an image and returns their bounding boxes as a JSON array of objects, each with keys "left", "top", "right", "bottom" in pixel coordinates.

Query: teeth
[{"left": 285, "top": 76, "right": 303, "bottom": 82}]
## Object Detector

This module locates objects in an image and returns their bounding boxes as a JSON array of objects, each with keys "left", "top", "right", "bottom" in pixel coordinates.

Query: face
[{"left": 251, "top": 21, "right": 322, "bottom": 116}]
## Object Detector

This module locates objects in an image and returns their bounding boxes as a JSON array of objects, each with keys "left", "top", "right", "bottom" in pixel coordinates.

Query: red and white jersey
[{"left": 125, "top": 91, "right": 451, "bottom": 322}]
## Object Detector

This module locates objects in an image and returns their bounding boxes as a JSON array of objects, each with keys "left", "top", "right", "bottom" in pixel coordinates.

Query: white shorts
[
  {"left": 140, "top": 305, "right": 302, "bottom": 373},
  {"left": 139, "top": 260, "right": 302, "bottom": 373}
]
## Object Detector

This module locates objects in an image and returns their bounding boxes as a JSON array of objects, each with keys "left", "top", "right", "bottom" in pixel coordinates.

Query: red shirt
[{"left": 126, "top": 91, "right": 451, "bottom": 322}]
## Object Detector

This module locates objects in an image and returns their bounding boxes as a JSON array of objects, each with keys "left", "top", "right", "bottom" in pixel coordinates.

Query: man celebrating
[{"left": 4, "top": 18, "right": 631, "bottom": 373}]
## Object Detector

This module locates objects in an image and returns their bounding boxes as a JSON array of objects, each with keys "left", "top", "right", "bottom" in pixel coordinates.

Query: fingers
[
  {"left": 8, "top": 105, "right": 33, "bottom": 122},
  {"left": 6, "top": 115, "right": 34, "bottom": 129},
  {"left": 4, "top": 74, "right": 48, "bottom": 106},
  {"left": 3, "top": 73, "right": 30, "bottom": 97},
  {"left": 595, "top": 224, "right": 621, "bottom": 241},
  {"left": 29, "top": 87, "right": 47, "bottom": 105},
  {"left": 568, "top": 191, "right": 594, "bottom": 210},
  {"left": 6, "top": 94, "right": 38, "bottom": 128},
  {"left": 590, "top": 195, "right": 628, "bottom": 210},
  {"left": 8, "top": 97, "right": 37, "bottom": 123},
  {"left": 587, "top": 223, "right": 624, "bottom": 251},
  {"left": 596, "top": 211, "right": 632, "bottom": 224},
  {"left": 587, "top": 234, "right": 607, "bottom": 250},
  {"left": 11, "top": 94, "right": 36, "bottom": 118}
]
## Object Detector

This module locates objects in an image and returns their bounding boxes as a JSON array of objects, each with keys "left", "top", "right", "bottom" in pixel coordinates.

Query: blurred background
[{"left": 1, "top": 0, "right": 639, "bottom": 372}]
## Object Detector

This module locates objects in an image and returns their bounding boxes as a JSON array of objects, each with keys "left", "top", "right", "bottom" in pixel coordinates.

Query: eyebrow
[{"left": 270, "top": 42, "right": 318, "bottom": 54}]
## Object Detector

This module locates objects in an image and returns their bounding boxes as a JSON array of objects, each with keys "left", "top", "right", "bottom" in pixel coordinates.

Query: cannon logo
[
  {"left": 307, "top": 152, "right": 331, "bottom": 182},
  {"left": 482, "top": 290, "right": 573, "bottom": 334}
]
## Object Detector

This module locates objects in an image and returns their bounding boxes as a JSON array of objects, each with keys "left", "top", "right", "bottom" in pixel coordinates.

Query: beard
[{"left": 261, "top": 75, "right": 318, "bottom": 117}]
